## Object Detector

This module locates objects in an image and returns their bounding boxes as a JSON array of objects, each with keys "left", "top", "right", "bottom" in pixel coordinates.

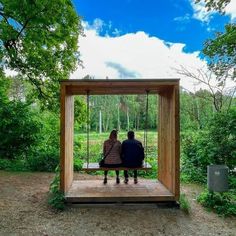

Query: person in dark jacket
[{"left": 121, "top": 131, "right": 144, "bottom": 184}]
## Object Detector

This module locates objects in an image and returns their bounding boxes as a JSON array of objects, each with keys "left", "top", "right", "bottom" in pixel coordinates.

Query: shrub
[
  {"left": 74, "top": 158, "right": 83, "bottom": 171},
  {"left": 0, "top": 101, "right": 41, "bottom": 159},
  {"left": 181, "top": 109, "right": 236, "bottom": 183},
  {"left": 179, "top": 193, "right": 191, "bottom": 214},
  {"left": 181, "top": 131, "right": 209, "bottom": 183},
  {"left": 0, "top": 159, "right": 11, "bottom": 170},
  {"left": 48, "top": 166, "right": 65, "bottom": 210},
  {"left": 26, "top": 111, "right": 60, "bottom": 172},
  {"left": 197, "top": 190, "right": 236, "bottom": 217}
]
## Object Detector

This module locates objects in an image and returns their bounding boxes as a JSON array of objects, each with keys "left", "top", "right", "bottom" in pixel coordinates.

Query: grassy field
[{"left": 74, "top": 131, "right": 158, "bottom": 178}]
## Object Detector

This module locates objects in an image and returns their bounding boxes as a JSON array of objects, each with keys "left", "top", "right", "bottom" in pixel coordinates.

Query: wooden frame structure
[{"left": 60, "top": 79, "right": 180, "bottom": 203}]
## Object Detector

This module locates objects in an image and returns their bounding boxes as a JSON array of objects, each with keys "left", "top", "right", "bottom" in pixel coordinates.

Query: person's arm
[
  {"left": 118, "top": 141, "right": 122, "bottom": 155},
  {"left": 103, "top": 141, "right": 106, "bottom": 156},
  {"left": 121, "top": 142, "right": 124, "bottom": 160},
  {"left": 138, "top": 142, "right": 145, "bottom": 160}
]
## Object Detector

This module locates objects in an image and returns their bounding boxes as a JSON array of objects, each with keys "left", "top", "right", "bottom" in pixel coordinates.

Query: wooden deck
[
  {"left": 82, "top": 162, "right": 152, "bottom": 171},
  {"left": 65, "top": 180, "right": 175, "bottom": 203}
]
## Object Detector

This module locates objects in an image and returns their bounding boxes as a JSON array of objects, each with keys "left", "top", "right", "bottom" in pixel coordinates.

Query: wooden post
[
  {"left": 158, "top": 84, "right": 180, "bottom": 200},
  {"left": 60, "top": 84, "right": 74, "bottom": 193}
]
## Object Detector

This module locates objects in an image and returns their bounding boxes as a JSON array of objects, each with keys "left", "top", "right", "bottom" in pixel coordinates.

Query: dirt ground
[{"left": 0, "top": 171, "right": 235, "bottom": 236}]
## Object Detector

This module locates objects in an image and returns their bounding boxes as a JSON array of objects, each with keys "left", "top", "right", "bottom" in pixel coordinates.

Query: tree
[
  {"left": 194, "top": 1, "right": 236, "bottom": 82},
  {"left": 203, "top": 24, "right": 236, "bottom": 82},
  {"left": 176, "top": 66, "right": 236, "bottom": 112},
  {"left": 195, "top": 0, "right": 231, "bottom": 12},
  {"left": 0, "top": 0, "right": 82, "bottom": 109}
]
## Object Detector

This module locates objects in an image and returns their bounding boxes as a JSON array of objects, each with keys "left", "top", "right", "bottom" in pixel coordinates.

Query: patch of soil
[{"left": 0, "top": 171, "right": 235, "bottom": 236}]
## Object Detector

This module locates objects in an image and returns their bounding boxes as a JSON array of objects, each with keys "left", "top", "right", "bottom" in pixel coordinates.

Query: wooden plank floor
[{"left": 66, "top": 180, "right": 175, "bottom": 203}]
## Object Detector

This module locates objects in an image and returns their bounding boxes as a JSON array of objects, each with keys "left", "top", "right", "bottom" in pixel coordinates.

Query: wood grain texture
[
  {"left": 65, "top": 180, "right": 175, "bottom": 203},
  {"left": 158, "top": 84, "right": 180, "bottom": 200},
  {"left": 60, "top": 79, "right": 179, "bottom": 95},
  {"left": 81, "top": 162, "right": 152, "bottom": 171},
  {"left": 60, "top": 84, "right": 74, "bottom": 193}
]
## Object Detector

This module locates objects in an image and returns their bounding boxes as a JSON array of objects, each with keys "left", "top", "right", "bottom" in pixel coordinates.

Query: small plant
[
  {"left": 48, "top": 166, "right": 65, "bottom": 210},
  {"left": 179, "top": 193, "right": 191, "bottom": 214},
  {"left": 197, "top": 190, "right": 236, "bottom": 217}
]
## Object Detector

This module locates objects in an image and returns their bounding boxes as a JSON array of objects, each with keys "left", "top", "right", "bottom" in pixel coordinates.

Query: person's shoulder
[
  {"left": 135, "top": 139, "right": 142, "bottom": 145},
  {"left": 122, "top": 139, "right": 129, "bottom": 144}
]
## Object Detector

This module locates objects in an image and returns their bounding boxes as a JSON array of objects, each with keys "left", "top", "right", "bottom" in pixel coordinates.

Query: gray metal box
[{"left": 207, "top": 165, "right": 229, "bottom": 192}]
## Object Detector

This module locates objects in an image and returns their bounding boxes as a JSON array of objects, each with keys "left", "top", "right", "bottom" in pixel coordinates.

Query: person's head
[
  {"left": 109, "top": 129, "right": 118, "bottom": 140},
  {"left": 127, "top": 130, "right": 135, "bottom": 140}
]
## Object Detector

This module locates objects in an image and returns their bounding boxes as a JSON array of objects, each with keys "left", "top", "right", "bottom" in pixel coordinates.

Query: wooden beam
[
  {"left": 60, "top": 85, "right": 74, "bottom": 193},
  {"left": 60, "top": 79, "right": 179, "bottom": 95},
  {"left": 158, "top": 84, "right": 180, "bottom": 200}
]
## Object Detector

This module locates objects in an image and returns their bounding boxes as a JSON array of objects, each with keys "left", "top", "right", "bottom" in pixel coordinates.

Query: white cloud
[
  {"left": 83, "top": 18, "right": 105, "bottom": 32},
  {"left": 190, "top": 0, "right": 236, "bottom": 22},
  {"left": 71, "top": 21, "right": 210, "bottom": 92},
  {"left": 225, "top": 1, "right": 236, "bottom": 20},
  {"left": 190, "top": 0, "right": 215, "bottom": 23},
  {"left": 174, "top": 14, "right": 191, "bottom": 22}
]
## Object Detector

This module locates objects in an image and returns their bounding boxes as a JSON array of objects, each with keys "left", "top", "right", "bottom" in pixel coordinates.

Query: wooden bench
[{"left": 82, "top": 162, "right": 152, "bottom": 171}]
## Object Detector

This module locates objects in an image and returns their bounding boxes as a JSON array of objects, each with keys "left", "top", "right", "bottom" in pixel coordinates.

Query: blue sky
[
  {"left": 70, "top": 0, "right": 235, "bottom": 90},
  {"left": 72, "top": 0, "right": 233, "bottom": 53}
]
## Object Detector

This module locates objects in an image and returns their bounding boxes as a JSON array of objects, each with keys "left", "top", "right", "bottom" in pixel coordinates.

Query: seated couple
[{"left": 102, "top": 129, "right": 144, "bottom": 184}]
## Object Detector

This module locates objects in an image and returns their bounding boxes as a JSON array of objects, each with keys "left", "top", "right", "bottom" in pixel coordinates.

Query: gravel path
[{"left": 0, "top": 171, "right": 235, "bottom": 236}]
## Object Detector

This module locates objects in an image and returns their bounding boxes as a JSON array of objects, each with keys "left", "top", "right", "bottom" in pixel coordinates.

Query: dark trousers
[
  {"left": 124, "top": 170, "right": 137, "bottom": 179},
  {"left": 104, "top": 170, "right": 119, "bottom": 177}
]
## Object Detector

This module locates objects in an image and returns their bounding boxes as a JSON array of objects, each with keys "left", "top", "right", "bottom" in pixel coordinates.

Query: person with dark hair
[
  {"left": 102, "top": 129, "right": 122, "bottom": 184},
  {"left": 121, "top": 131, "right": 144, "bottom": 184}
]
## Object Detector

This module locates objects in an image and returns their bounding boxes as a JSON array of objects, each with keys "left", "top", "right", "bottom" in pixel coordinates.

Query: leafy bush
[
  {"left": 179, "top": 193, "right": 191, "bottom": 214},
  {"left": 181, "top": 109, "right": 236, "bottom": 183},
  {"left": 0, "top": 100, "right": 41, "bottom": 159},
  {"left": 0, "top": 159, "right": 11, "bottom": 170},
  {"left": 48, "top": 166, "right": 65, "bottom": 210},
  {"left": 0, "top": 159, "right": 28, "bottom": 171},
  {"left": 181, "top": 131, "right": 209, "bottom": 183},
  {"left": 74, "top": 158, "right": 83, "bottom": 171},
  {"left": 26, "top": 111, "right": 60, "bottom": 171},
  {"left": 197, "top": 190, "right": 236, "bottom": 217}
]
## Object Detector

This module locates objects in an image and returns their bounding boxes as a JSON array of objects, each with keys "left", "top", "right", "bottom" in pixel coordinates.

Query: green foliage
[
  {"left": 0, "top": 0, "right": 82, "bottom": 109},
  {"left": 0, "top": 76, "right": 60, "bottom": 171},
  {"left": 206, "top": 109, "right": 236, "bottom": 169},
  {"left": 0, "top": 72, "right": 11, "bottom": 103},
  {"left": 48, "top": 166, "right": 65, "bottom": 210},
  {"left": 203, "top": 23, "right": 236, "bottom": 81},
  {"left": 229, "top": 175, "right": 236, "bottom": 189},
  {"left": 0, "top": 159, "right": 27, "bottom": 171},
  {"left": 195, "top": 0, "right": 231, "bottom": 12},
  {"left": 180, "top": 89, "right": 214, "bottom": 131},
  {"left": 74, "top": 96, "right": 87, "bottom": 129},
  {"left": 181, "top": 131, "right": 209, "bottom": 183},
  {"left": 179, "top": 193, "right": 191, "bottom": 214},
  {"left": 26, "top": 111, "right": 60, "bottom": 171},
  {"left": 197, "top": 190, "right": 236, "bottom": 216},
  {"left": 74, "top": 158, "right": 83, "bottom": 171},
  {"left": 181, "top": 109, "right": 236, "bottom": 183},
  {"left": 0, "top": 100, "right": 41, "bottom": 159},
  {"left": 86, "top": 95, "right": 158, "bottom": 133}
]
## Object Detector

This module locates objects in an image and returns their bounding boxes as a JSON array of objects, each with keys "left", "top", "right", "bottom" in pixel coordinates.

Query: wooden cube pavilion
[{"left": 60, "top": 79, "right": 180, "bottom": 203}]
